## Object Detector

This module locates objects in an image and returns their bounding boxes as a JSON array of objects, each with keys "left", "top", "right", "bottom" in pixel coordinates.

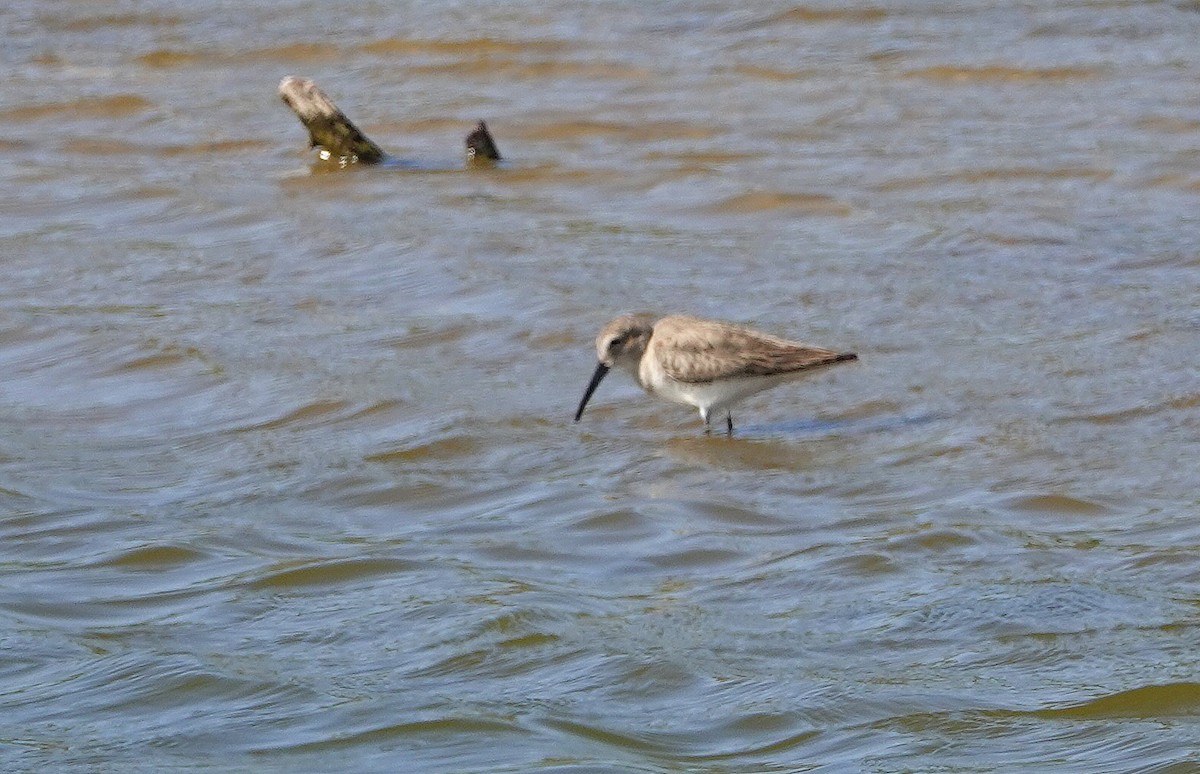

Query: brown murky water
[{"left": 3, "top": 1, "right": 1200, "bottom": 771}]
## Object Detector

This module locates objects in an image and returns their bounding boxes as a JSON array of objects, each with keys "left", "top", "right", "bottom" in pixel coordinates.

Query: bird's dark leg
[
  {"left": 725, "top": 412, "right": 734, "bottom": 437},
  {"left": 702, "top": 409, "right": 712, "bottom": 435}
]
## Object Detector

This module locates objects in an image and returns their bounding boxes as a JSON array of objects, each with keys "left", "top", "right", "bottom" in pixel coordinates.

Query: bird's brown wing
[{"left": 652, "top": 316, "right": 854, "bottom": 384}]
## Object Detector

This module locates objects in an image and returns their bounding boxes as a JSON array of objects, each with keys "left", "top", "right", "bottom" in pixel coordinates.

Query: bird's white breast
[{"left": 638, "top": 351, "right": 786, "bottom": 414}]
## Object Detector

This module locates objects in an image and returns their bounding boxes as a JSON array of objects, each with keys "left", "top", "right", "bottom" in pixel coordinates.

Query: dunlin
[{"left": 574, "top": 314, "right": 857, "bottom": 435}]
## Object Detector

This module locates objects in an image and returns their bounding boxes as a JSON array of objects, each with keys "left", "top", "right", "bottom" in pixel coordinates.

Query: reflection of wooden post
[{"left": 279, "top": 76, "right": 385, "bottom": 164}]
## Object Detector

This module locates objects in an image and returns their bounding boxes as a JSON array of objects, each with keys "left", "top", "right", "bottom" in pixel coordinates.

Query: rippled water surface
[{"left": 3, "top": 1, "right": 1200, "bottom": 771}]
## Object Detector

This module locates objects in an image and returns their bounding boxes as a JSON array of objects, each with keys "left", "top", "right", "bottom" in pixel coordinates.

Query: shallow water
[{"left": 2, "top": 1, "right": 1200, "bottom": 771}]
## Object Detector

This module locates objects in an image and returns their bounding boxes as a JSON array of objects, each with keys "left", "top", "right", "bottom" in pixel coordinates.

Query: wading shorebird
[{"left": 574, "top": 314, "right": 857, "bottom": 435}]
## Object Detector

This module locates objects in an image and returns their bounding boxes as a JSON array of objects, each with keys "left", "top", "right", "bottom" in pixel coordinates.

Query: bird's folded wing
[{"left": 653, "top": 317, "right": 846, "bottom": 383}]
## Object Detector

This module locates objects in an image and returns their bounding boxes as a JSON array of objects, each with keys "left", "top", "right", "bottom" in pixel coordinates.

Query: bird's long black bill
[{"left": 574, "top": 362, "right": 610, "bottom": 422}]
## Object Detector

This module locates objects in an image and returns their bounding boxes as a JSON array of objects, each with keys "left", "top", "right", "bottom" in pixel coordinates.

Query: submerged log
[
  {"left": 279, "top": 76, "right": 503, "bottom": 168},
  {"left": 278, "top": 76, "right": 385, "bottom": 164}
]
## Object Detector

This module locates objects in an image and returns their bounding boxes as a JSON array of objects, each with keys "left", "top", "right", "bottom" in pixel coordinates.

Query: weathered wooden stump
[
  {"left": 278, "top": 76, "right": 385, "bottom": 164},
  {"left": 278, "top": 76, "right": 501, "bottom": 167}
]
